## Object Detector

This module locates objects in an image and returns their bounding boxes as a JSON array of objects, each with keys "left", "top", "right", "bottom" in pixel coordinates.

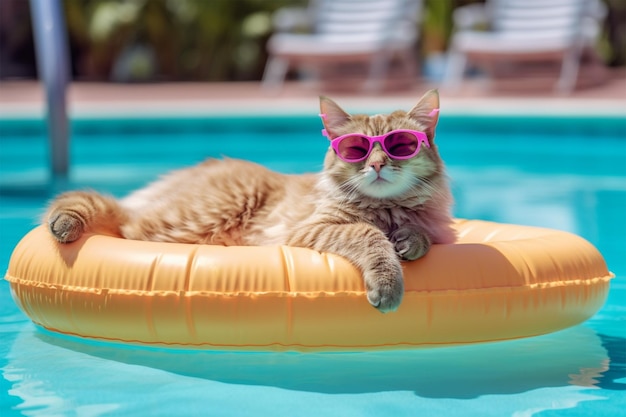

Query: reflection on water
[
  {"left": 596, "top": 334, "right": 626, "bottom": 392},
  {"left": 2, "top": 323, "right": 622, "bottom": 416}
]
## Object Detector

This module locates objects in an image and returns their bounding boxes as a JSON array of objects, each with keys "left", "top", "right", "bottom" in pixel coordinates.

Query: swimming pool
[{"left": 1, "top": 114, "right": 624, "bottom": 416}]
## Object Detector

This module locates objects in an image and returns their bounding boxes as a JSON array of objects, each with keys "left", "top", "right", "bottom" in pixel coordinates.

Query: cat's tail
[{"left": 44, "top": 190, "right": 128, "bottom": 243}]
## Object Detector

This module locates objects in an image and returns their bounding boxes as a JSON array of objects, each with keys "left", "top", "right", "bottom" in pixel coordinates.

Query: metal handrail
[{"left": 29, "top": 0, "right": 70, "bottom": 187}]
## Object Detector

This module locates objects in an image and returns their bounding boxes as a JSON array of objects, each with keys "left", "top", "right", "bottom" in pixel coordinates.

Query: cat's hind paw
[{"left": 48, "top": 212, "right": 85, "bottom": 243}]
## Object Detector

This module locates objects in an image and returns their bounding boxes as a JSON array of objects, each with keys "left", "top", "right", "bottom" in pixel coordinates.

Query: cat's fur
[{"left": 45, "top": 90, "right": 455, "bottom": 312}]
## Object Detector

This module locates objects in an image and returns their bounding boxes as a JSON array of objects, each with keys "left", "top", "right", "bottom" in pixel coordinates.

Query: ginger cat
[{"left": 45, "top": 90, "right": 455, "bottom": 312}]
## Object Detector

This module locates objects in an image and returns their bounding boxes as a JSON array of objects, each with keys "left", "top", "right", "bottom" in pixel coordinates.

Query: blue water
[{"left": 1, "top": 115, "right": 625, "bottom": 416}]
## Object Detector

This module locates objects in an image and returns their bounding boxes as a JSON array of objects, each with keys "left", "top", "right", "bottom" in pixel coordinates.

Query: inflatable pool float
[{"left": 5, "top": 220, "right": 613, "bottom": 351}]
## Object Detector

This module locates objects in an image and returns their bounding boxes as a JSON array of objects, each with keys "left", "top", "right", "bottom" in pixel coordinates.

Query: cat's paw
[
  {"left": 390, "top": 227, "right": 431, "bottom": 261},
  {"left": 48, "top": 212, "right": 85, "bottom": 243},
  {"left": 365, "top": 263, "right": 404, "bottom": 313}
]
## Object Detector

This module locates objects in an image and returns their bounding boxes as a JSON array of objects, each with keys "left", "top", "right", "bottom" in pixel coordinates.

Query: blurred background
[
  {"left": 2, "top": 0, "right": 298, "bottom": 82},
  {"left": 1, "top": 0, "right": 624, "bottom": 90}
]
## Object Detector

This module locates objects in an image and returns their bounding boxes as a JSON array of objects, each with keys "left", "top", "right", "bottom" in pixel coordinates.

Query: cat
[{"left": 45, "top": 89, "right": 456, "bottom": 313}]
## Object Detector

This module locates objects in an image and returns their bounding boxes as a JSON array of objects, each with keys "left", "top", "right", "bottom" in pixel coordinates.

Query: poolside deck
[{"left": 0, "top": 69, "right": 625, "bottom": 118}]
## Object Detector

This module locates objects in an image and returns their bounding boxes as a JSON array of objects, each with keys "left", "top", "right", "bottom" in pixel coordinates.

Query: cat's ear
[
  {"left": 408, "top": 89, "right": 440, "bottom": 139},
  {"left": 319, "top": 96, "right": 351, "bottom": 139}
]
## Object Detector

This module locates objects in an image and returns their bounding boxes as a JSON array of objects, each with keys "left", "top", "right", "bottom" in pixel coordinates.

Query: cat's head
[{"left": 320, "top": 90, "right": 444, "bottom": 200}]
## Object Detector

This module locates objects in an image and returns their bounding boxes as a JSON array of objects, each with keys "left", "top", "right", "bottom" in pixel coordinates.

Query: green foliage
[
  {"left": 63, "top": 0, "right": 300, "bottom": 81},
  {"left": 422, "top": 0, "right": 474, "bottom": 53}
]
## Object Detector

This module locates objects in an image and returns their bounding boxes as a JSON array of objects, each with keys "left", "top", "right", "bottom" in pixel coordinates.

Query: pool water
[{"left": 1, "top": 115, "right": 624, "bottom": 416}]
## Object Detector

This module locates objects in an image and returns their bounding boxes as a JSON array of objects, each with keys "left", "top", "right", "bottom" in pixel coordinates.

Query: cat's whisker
[
  {"left": 418, "top": 177, "right": 450, "bottom": 200},
  {"left": 336, "top": 176, "right": 362, "bottom": 200},
  {"left": 408, "top": 175, "right": 436, "bottom": 194}
]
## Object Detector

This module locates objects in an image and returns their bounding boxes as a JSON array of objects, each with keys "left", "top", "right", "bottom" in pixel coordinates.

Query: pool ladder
[{"left": 29, "top": 0, "right": 70, "bottom": 189}]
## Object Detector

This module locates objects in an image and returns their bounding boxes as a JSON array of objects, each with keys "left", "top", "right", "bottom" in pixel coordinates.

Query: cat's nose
[{"left": 370, "top": 161, "right": 385, "bottom": 173}]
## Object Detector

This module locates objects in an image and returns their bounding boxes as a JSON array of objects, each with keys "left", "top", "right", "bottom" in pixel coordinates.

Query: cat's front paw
[
  {"left": 365, "top": 262, "right": 404, "bottom": 313},
  {"left": 390, "top": 227, "right": 431, "bottom": 261},
  {"left": 48, "top": 212, "right": 85, "bottom": 243}
]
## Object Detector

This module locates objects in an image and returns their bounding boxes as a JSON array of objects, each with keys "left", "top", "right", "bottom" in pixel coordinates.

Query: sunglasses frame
[{"left": 324, "top": 129, "right": 430, "bottom": 163}]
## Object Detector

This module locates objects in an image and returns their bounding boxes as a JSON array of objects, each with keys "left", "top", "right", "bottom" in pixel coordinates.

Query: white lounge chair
[
  {"left": 444, "top": 0, "right": 607, "bottom": 93},
  {"left": 262, "top": 0, "right": 423, "bottom": 93}
]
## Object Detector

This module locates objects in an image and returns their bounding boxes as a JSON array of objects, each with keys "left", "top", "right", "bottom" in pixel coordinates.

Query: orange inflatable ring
[{"left": 5, "top": 220, "right": 613, "bottom": 351}]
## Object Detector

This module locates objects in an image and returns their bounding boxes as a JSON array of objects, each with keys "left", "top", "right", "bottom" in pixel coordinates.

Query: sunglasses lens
[
  {"left": 337, "top": 136, "right": 370, "bottom": 161},
  {"left": 384, "top": 132, "right": 419, "bottom": 157}
]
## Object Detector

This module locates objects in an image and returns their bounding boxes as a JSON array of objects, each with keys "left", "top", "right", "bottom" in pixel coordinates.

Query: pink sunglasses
[{"left": 321, "top": 128, "right": 430, "bottom": 163}]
